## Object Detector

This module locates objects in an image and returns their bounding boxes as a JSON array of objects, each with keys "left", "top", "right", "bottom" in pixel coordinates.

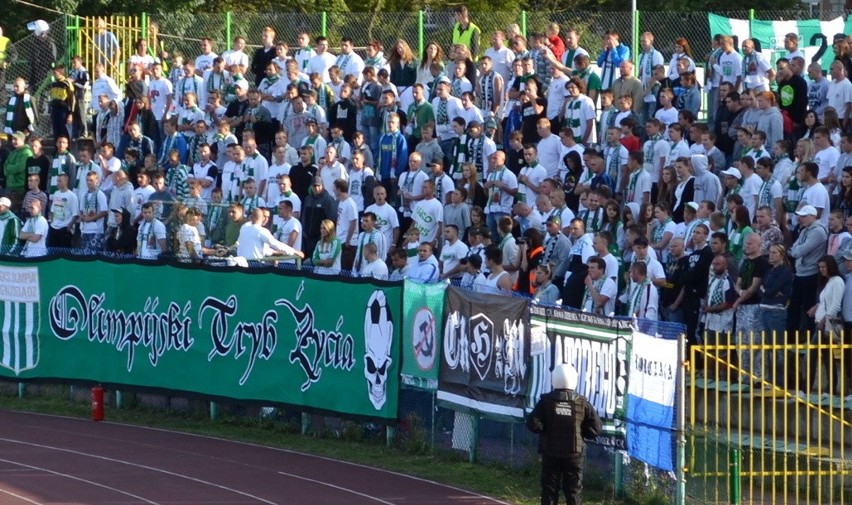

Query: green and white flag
[
  {"left": 401, "top": 280, "right": 445, "bottom": 391},
  {"left": 708, "top": 13, "right": 852, "bottom": 70},
  {"left": 0, "top": 266, "right": 40, "bottom": 376}
]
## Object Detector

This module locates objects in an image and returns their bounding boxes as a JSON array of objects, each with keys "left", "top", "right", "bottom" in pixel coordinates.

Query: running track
[{"left": 0, "top": 410, "right": 511, "bottom": 504}]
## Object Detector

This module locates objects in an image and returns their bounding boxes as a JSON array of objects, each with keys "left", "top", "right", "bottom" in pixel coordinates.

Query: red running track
[{"left": 0, "top": 410, "right": 510, "bottom": 505}]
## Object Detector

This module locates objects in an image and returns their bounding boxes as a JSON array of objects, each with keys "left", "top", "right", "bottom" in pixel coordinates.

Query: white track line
[
  {"left": 3, "top": 411, "right": 511, "bottom": 505},
  {"left": 0, "top": 488, "right": 45, "bottom": 505},
  {"left": 0, "top": 439, "right": 276, "bottom": 504},
  {"left": 0, "top": 457, "right": 158, "bottom": 504},
  {"left": 277, "top": 472, "right": 396, "bottom": 504}
]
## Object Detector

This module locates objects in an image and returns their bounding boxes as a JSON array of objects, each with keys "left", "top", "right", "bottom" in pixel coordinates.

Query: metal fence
[{"left": 688, "top": 331, "right": 852, "bottom": 504}]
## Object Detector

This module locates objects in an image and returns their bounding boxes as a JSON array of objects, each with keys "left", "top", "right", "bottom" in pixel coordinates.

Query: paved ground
[{"left": 0, "top": 409, "right": 511, "bottom": 504}]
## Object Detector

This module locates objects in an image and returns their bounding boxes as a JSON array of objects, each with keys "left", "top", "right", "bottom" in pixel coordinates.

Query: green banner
[
  {"left": 0, "top": 257, "right": 403, "bottom": 420},
  {"left": 400, "top": 280, "right": 445, "bottom": 391}
]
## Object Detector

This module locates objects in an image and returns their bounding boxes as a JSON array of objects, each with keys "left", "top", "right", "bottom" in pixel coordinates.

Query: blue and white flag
[
  {"left": 626, "top": 331, "right": 677, "bottom": 471},
  {"left": 0, "top": 266, "right": 41, "bottom": 376}
]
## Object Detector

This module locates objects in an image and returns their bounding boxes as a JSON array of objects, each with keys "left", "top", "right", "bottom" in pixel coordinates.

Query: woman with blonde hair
[
  {"left": 311, "top": 219, "right": 342, "bottom": 275},
  {"left": 388, "top": 39, "right": 418, "bottom": 87}
]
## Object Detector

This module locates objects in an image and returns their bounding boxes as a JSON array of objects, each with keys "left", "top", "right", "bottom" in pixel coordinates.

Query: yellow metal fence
[
  {"left": 76, "top": 16, "right": 143, "bottom": 88},
  {"left": 688, "top": 331, "right": 852, "bottom": 504}
]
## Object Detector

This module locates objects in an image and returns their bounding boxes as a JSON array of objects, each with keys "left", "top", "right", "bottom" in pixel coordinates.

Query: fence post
[
  {"left": 209, "top": 401, "right": 218, "bottom": 420},
  {"left": 614, "top": 452, "right": 624, "bottom": 497},
  {"left": 418, "top": 10, "right": 425, "bottom": 62},
  {"left": 520, "top": 11, "right": 527, "bottom": 39},
  {"left": 632, "top": 9, "right": 640, "bottom": 74},
  {"left": 141, "top": 12, "right": 148, "bottom": 42},
  {"left": 226, "top": 12, "right": 232, "bottom": 50},
  {"left": 675, "top": 332, "right": 687, "bottom": 505},
  {"left": 729, "top": 448, "right": 741, "bottom": 505},
  {"left": 748, "top": 9, "right": 755, "bottom": 40},
  {"left": 322, "top": 11, "right": 328, "bottom": 37},
  {"left": 469, "top": 414, "right": 479, "bottom": 463}
]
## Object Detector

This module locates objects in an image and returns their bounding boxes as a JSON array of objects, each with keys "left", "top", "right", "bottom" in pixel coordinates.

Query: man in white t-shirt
[
  {"left": 736, "top": 156, "right": 763, "bottom": 222},
  {"left": 483, "top": 150, "right": 519, "bottom": 242},
  {"left": 19, "top": 199, "right": 49, "bottom": 258},
  {"left": 797, "top": 161, "right": 831, "bottom": 228},
  {"left": 365, "top": 185, "right": 400, "bottom": 251},
  {"left": 359, "top": 243, "right": 389, "bottom": 279},
  {"left": 812, "top": 126, "right": 841, "bottom": 189},
  {"left": 136, "top": 202, "right": 167, "bottom": 260},
  {"left": 308, "top": 37, "right": 337, "bottom": 83},
  {"left": 828, "top": 60, "right": 852, "bottom": 127},
  {"left": 272, "top": 199, "right": 303, "bottom": 256},
  {"left": 518, "top": 144, "right": 548, "bottom": 205},
  {"left": 147, "top": 63, "right": 173, "bottom": 122},
  {"left": 47, "top": 173, "right": 79, "bottom": 249},
  {"left": 536, "top": 118, "right": 563, "bottom": 179},
  {"left": 334, "top": 178, "right": 359, "bottom": 270},
  {"left": 582, "top": 256, "right": 618, "bottom": 315},
  {"left": 411, "top": 180, "right": 444, "bottom": 244},
  {"left": 194, "top": 37, "right": 218, "bottom": 75},
  {"left": 439, "top": 224, "right": 470, "bottom": 280}
]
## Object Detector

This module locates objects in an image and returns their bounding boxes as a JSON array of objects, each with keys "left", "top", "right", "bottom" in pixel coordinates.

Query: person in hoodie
[
  {"left": 755, "top": 91, "right": 784, "bottom": 148},
  {"left": 107, "top": 169, "right": 136, "bottom": 234},
  {"left": 691, "top": 154, "right": 723, "bottom": 209},
  {"left": 105, "top": 208, "right": 136, "bottom": 254},
  {"left": 2, "top": 131, "right": 33, "bottom": 214}
]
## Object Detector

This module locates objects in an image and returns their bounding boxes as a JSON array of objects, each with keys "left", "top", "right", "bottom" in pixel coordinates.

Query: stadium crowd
[{"left": 2, "top": 7, "right": 852, "bottom": 393}]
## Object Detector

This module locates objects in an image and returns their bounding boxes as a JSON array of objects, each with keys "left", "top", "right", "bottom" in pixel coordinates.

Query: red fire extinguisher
[{"left": 91, "top": 385, "right": 104, "bottom": 421}]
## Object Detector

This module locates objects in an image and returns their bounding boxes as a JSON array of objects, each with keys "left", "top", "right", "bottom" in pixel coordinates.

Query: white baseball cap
[
  {"left": 721, "top": 167, "right": 742, "bottom": 180},
  {"left": 0, "top": 197, "right": 11, "bottom": 208},
  {"left": 795, "top": 205, "right": 818, "bottom": 217}
]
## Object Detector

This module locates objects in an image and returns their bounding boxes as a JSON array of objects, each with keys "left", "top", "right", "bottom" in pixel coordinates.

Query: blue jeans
[
  {"left": 486, "top": 212, "right": 507, "bottom": 243},
  {"left": 661, "top": 305, "right": 684, "bottom": 324},
  {"left": 363, "top": 125, "right": 379, "bottom": 159},
  {"left": 761, "top": 305, "right": 787, "bottom": 387}
]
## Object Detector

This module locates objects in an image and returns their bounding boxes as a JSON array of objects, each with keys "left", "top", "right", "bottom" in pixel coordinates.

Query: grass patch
[{"left": 0, "top": 385, "right": 622, "bottom": 505}]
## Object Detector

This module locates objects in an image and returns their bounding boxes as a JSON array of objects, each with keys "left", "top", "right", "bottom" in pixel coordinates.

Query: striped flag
[
  {"left": 708, "top": 13, "right": 852, "bottom": 70},
  {"left": 0, "top": 266, "right": 41, "bottom": 376}
]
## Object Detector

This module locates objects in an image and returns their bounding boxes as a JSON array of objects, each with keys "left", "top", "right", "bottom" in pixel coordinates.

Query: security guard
[
  {"left": 451, "top": 6, "right": 481, "bottom": 59},
  {"left": 526, "top": 363, "right": 601, "bottom": 505}
]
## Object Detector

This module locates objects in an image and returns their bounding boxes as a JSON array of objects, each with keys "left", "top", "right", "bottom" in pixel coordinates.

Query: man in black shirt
[
  {"left": 733, "top": 233, "right": 769, "bottom": 383},
  {"left": 682, "top": 224, "right": 713, "bottom": 346},
  {"left": 288, "top": 145, "right": 318, "bottom": 202}
]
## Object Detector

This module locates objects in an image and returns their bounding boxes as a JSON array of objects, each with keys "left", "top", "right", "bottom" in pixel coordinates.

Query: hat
[
  {"left": 0, "top": 197, "right": 11, "bottom": 208},
  {"left": 460, "top": 254, "right": 482, "bottom": 268},
  {"left": 305, "top": 117, "right": 318, "bottom": 126},
  {"left": 795, "top": 205, "right": 818, "bottom": 217},
  {"left": 686, "top": 202, "right": 699, "bottom": 211},
  {"left": 834, "top": 33, "right": 848, "bottom": 43},
  {"left": 311, "top": 176, "right": 323, "bottom": 185},
  {"left": 546, "top": 215, "right": 562, "bottom": 226},
  {"left": 27, "top": 20, "right": 50, "bottom": 36},
  {"left": 10, "top": 131, "right": 25, "bottom": 143},
  {"left": 721, "top": 167, "right": 742, "bottom": 179},
  {"left": 110, "top": 208, "right": 124, "bottom": 214},
  {"left": 736, "top": 125, "right": 754, "bottom": 136},
  {"left": 437, "top": 75, "right": 451, "bottom": 85}
]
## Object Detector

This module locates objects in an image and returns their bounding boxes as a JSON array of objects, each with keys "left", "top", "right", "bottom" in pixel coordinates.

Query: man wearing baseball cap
[
  {"left": 0, "top": 196, "right": 22, "bottom": 255},
  {"left": 789, "top": 205, "right": 828, "bottom": 334}
]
